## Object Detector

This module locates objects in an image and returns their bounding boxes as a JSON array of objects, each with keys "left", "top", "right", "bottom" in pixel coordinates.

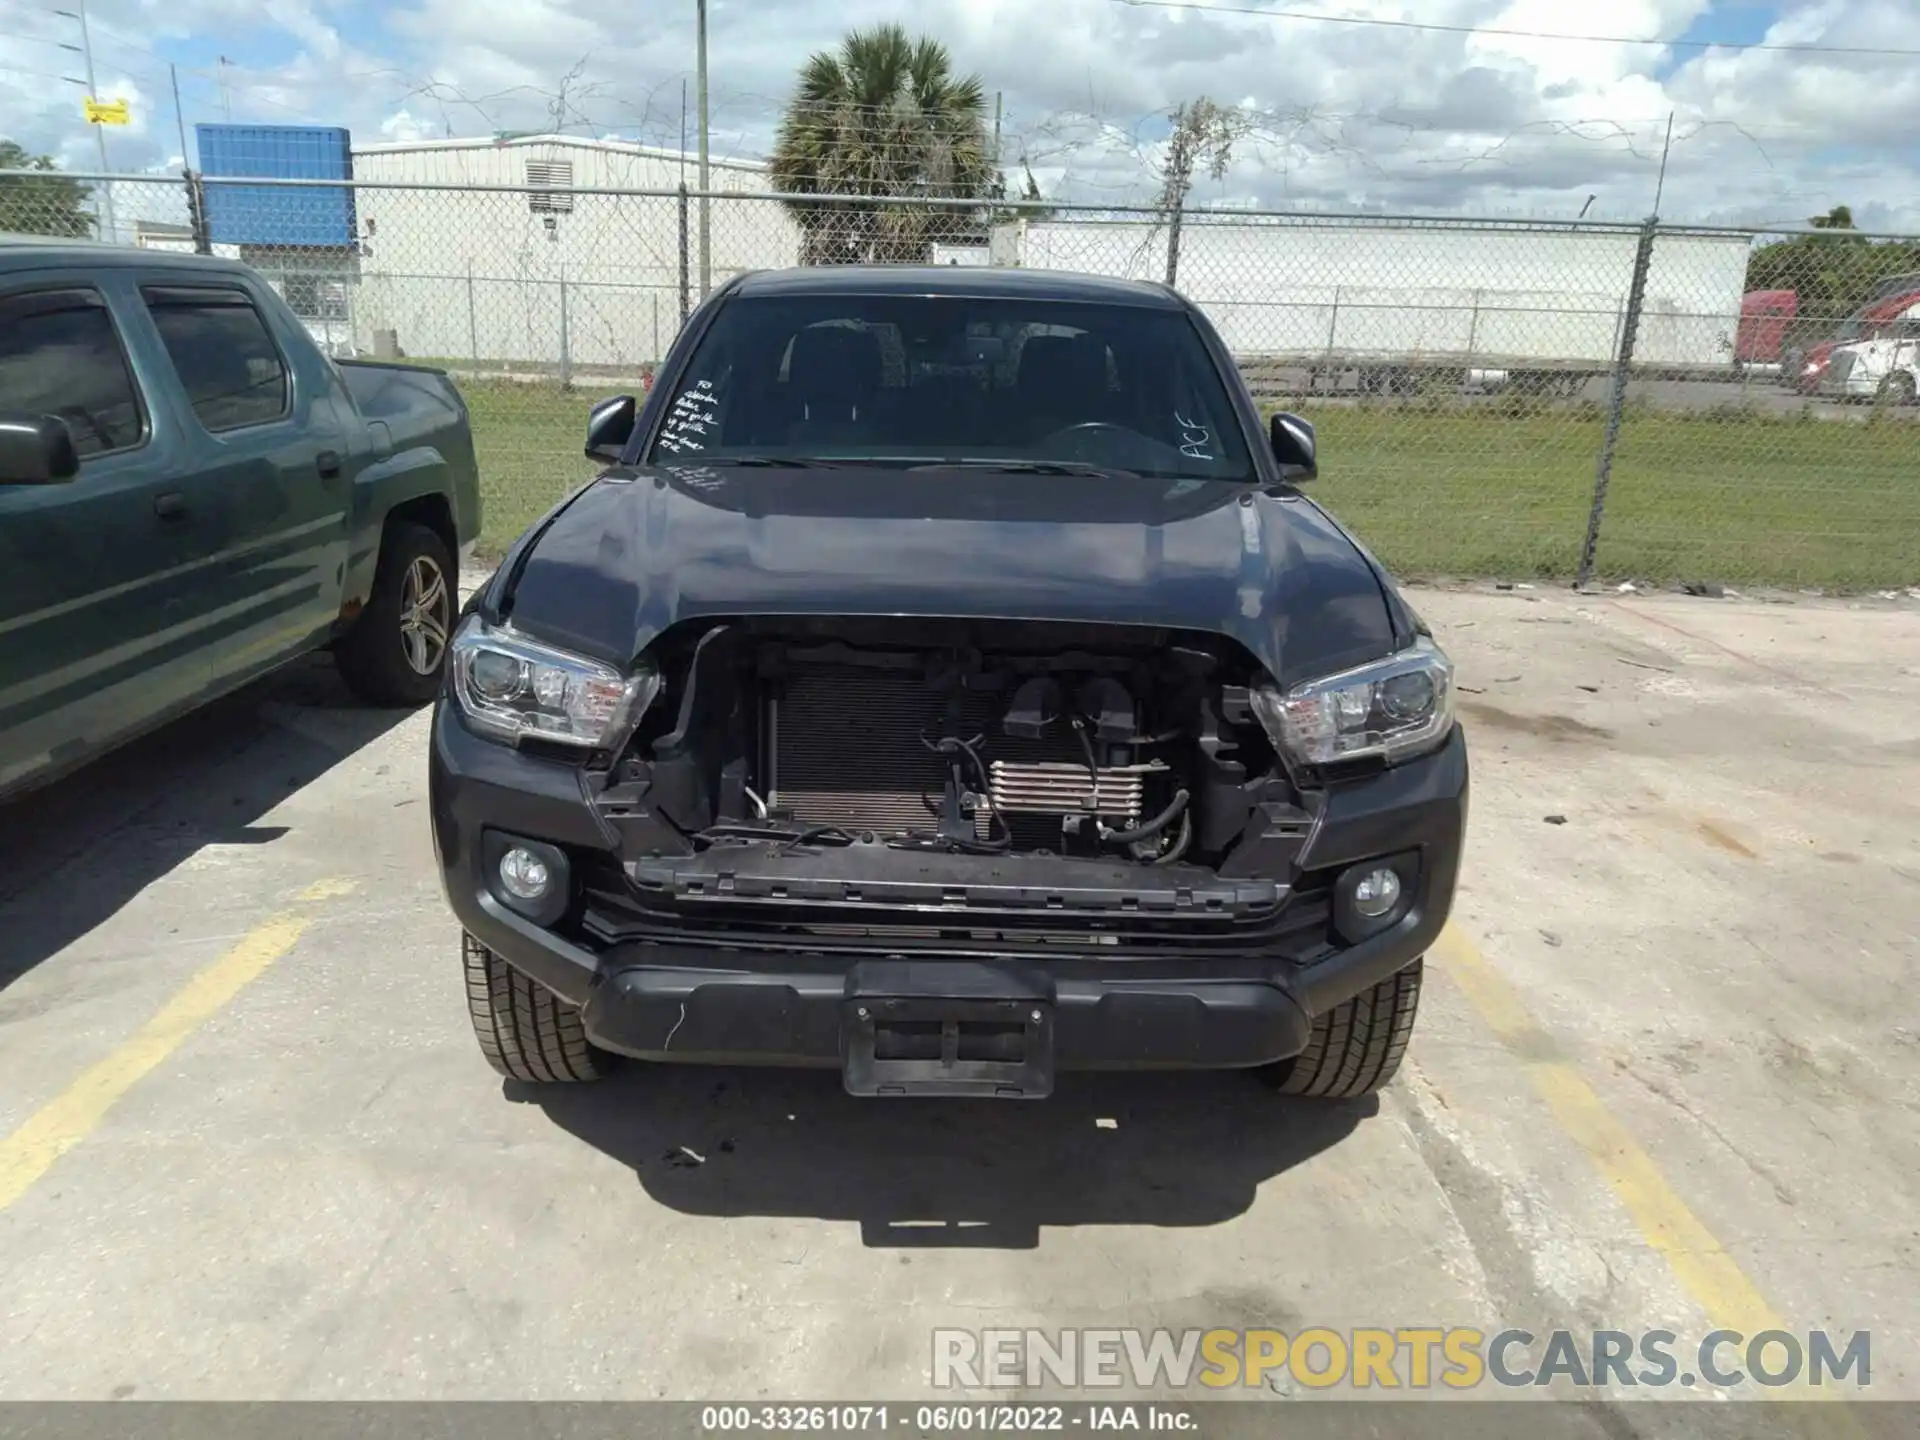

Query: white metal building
[
  {"left": 346, "top": 134, "right": 804, "bottom": 369},
  {"left": 993, "top": 217, "right": 1756, "bottom": 373}
]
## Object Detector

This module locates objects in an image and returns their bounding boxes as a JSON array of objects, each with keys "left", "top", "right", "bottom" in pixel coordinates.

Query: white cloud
[
  {"left": 1, "top": 0, "right": 1916, "bottom": 231},
  {"left": 378, "top": 107, "right": 434, "bottom": 143},
  {"left": 261, "top": 0, "right": 344, "bottom": 63}
]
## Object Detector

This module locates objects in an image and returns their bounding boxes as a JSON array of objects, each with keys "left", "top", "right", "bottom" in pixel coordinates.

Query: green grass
[
  {"left": 459, "top": 379, "right": 1920, "bottom": 590},
  {"left": 1301, "top": 402, "right": 1920, "bottom": 588}
]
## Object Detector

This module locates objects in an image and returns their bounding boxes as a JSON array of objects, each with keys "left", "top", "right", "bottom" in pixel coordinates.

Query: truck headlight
[
  {"left": 1250, "top": 636, "right": 1455, "bottom": 769},
  {"left": 449, "top": 615, "right": 660, "bottom": 750}
]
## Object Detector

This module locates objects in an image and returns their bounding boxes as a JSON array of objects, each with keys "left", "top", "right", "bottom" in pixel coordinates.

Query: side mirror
[
  {"left": 0, "top": 413, "right": 81, "bottom": 486},
  {"left": 585, "top": 394, "right": 638, "bottom": 464},
  {"left": 1269, "top": 411, "right": 1317, "bottom": 481}
]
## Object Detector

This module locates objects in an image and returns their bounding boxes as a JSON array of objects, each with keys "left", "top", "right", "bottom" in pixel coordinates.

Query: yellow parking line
[
  {"left": 1433, "top": 923, "right": 1867, "bottom": 1435},
  {"left": 1435, "top": 923, "right": 1780, "bottom": 1333},
  {"left": 0, "top": 881, "right": 352, "bottom": 1212}
]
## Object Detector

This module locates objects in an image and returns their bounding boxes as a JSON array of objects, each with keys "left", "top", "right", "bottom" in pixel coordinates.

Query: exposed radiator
[{"left": 768, "top": 666, "right": 1147, "bottom": 839}]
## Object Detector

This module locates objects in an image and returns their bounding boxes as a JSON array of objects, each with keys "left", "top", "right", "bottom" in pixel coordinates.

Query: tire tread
[
  {"left": 1270, "top": 960, "right": 1423, "bottom": 1099},
  {"left": 462, "top": 932, "right": 603, "bottom": 1083}
]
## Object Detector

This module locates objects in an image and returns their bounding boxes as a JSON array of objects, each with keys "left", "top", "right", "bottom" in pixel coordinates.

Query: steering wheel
[{"left": 1045, "top": 420, "right": 1134, "bottom": 461}]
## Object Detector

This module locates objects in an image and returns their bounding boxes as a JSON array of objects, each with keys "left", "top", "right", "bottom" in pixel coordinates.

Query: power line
[
  {"left": 6, "top": 33, "right": 81, "bottom": 55},
  {"left": 1108, "top": 0, "right": 1920, "bottom": 58},
  {"left": 0, "top": 59, "right": 84, "bottom": 85},
  {"left": 3, "top": 5, "right": 190, "bottom": 69},
  {"left": 0, "top": 2, "right": 327, "bottom": 123}
]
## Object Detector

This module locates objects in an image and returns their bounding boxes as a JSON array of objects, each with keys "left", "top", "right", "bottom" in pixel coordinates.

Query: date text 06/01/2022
[{"left": 699, "top": 1405, "right": 1199, "bottom": 1433}]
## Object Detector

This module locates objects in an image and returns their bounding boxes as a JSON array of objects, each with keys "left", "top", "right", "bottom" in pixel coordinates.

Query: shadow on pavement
[
  {"left": 0, "top": 653, "right": 416, "bottom": 994},
  {"left": 524, "top": 1063, "right": 1372, "bottom": 1247}
]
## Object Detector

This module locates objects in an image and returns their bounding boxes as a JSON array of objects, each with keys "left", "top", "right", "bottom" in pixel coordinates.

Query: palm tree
[{"left": 769, "top": 24, "right": 995, "bottom": 265}]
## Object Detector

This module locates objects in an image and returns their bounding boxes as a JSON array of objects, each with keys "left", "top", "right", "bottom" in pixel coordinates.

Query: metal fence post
[
  {"left": 558, "top": 268, "right": 573, "bottom": 390},
  {"left": 678, "top": 184, "right": 691, "bottom": 324},
  {"left": 1577, "top": 216, "right": 1658, "bottom": 587},
  {"left": 1164, "top": 199, "right": 1184, "bottom": 288},
  {"left": 466, "top": 260, "right": 478, "bottom": 371},
  {"left": 184, "top": 170, "right": 211, "bottom": 255}
]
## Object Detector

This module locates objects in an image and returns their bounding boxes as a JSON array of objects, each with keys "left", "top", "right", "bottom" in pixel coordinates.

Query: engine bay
[{"left": 614, "top": 616, "right": 1294, "bottom": 871}]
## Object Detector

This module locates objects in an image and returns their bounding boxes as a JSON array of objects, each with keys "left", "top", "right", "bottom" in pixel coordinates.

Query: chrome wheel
[{"left": 399, "top": 555, "right": 451, "bottom": 676}]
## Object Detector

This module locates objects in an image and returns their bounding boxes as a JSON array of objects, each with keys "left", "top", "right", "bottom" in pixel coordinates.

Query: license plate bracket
[{"left": 842, "top": 996, "right": 1054, "bottom": 1099}]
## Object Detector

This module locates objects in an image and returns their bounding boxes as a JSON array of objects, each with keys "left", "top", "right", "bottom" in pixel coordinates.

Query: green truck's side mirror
[{"left": 0, "top": 413, "right": 80, "bottom": 486}]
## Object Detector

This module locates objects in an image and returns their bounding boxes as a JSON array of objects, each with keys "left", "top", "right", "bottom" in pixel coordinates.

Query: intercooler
[{"left": 766, "top": 666, "right": 1161, "bottom": 842}]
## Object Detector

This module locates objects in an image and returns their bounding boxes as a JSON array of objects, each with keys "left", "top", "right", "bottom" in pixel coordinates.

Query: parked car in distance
[
  {"left": 1794, "top": 280, "right": 1920, "bottom": 399},
  {"left": 1812, "top": 294, "right": 1920, "bottom": 405},
  {"left": 0, "top": 237, "right": 482, "bottom": 801},
  {"left": 432, "top": 265, "right": 1467, "bottom": 1104}
]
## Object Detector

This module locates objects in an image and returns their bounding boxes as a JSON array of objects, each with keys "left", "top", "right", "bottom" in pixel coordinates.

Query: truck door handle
[
  {"left": 316, "top": 450, "right": 343, "bottom": 479},
  {"left": 153, "top": 491, "right": 188, "bottom": 521}
]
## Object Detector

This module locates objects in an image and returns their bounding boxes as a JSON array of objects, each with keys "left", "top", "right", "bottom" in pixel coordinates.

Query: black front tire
[
  {"left": 336, "top": 521, "right": 456, "bottom": 707},
  {"left": 1265, "top": 960, "right": 1423, "bottom": 1099},
  {"left": 463, "top": 933, "right": 608, "bottom": 1083}
]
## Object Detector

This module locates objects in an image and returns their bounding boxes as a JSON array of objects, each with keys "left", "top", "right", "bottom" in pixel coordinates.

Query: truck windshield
[{"left": 644, "top": 293, "right": 1255, "bottom": 482}]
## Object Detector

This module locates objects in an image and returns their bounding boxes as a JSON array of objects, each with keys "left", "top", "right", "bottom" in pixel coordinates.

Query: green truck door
[
  {"left": 134, "top": 280, "right": 350, "bottom": 693},
  {"left": 0, "top": 280, "right": 199, "bottom": 793}
]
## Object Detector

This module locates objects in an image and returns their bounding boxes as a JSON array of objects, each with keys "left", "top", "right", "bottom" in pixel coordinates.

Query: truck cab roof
[
  {"left": 728, "top": 265, "right": 1187, "bottom": 310},
  {"left": 0, "top": 235, "right": 255, "bottom": 280}
]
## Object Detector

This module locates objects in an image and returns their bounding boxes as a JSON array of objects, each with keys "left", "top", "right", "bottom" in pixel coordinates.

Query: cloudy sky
[{"left": 2, "top": 0, "right": 1917, "bottom": 231}]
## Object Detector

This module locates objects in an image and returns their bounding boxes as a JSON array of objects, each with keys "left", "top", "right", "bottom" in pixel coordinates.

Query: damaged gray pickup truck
[{"left": 430, "top": 266, "right": 1467, "bottom": 1102}]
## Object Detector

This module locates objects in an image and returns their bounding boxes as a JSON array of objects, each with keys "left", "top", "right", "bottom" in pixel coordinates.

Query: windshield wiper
[
  {"left": 907, "top": 459, "right": 1135, "bottom": 477},
  {"left": 694, "top": 456, "right": 839, "bottom": 469}
]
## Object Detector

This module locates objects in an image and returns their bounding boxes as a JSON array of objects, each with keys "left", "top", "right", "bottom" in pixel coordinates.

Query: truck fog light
[
  {"left": 499, "top": 846, "right": 553, "bottom": 901},
  {"left": 481, "top": 832, "right": 570, "bottom": 928},
  {"left": 1332, "top": 851, "right": 1420, "bottom": 945},
  {"left": 1352, "top": 867, "right": 1401, "bottom": 918}
]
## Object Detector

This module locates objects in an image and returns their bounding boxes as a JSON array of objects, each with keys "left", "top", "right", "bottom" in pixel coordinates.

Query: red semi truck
[{"left": 1734, "top": 289, "right": 1797, "bottom": 370}]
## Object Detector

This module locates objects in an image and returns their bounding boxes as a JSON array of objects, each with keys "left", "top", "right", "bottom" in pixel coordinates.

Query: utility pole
[
  {"left": 170, "top": 64, "right": 190, "bottom": 168},
  {"left": 696, "top": 0, "right": 711, "bottom": 296},
  {"left": 217, "top": 57, "right": 234, "bottom": 120},
  {"left": 57, "top": 2, "right": 114, "bottom": 239}
]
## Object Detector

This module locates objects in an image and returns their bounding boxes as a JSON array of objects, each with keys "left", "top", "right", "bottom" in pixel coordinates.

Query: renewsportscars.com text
[{"left": 930, "top": 1328, "right": 1871, "bottom": 1391}]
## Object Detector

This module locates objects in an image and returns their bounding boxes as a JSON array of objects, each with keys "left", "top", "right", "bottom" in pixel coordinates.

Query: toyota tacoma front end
[{"left": 429, "top": 265, "right": 1467, "bottom": 1101}]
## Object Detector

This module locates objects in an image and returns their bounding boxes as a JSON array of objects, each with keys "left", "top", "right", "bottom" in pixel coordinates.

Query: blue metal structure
[{"left": 195, "top": 124, "right": 356, "bottom": 247}]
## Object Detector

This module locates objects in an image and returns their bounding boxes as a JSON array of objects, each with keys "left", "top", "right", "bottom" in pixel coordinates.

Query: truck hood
[{"left": 497, "top": 465, "right": 1398, "bottom": 683}]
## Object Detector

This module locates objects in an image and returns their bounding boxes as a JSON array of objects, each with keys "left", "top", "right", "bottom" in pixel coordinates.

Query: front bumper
[{"left": 429, "top": 700, "right": 1468, "bottom": 1081}]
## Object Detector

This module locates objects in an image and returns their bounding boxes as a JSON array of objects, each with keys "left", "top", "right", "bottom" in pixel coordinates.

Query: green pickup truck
[{"left": 0, "top": 238, "right": 482, "bottom": 800}]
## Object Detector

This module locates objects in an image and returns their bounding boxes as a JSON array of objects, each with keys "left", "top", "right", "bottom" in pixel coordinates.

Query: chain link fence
[{"left": 4, "top": 166, "right": 1916, "bottom": 591}]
